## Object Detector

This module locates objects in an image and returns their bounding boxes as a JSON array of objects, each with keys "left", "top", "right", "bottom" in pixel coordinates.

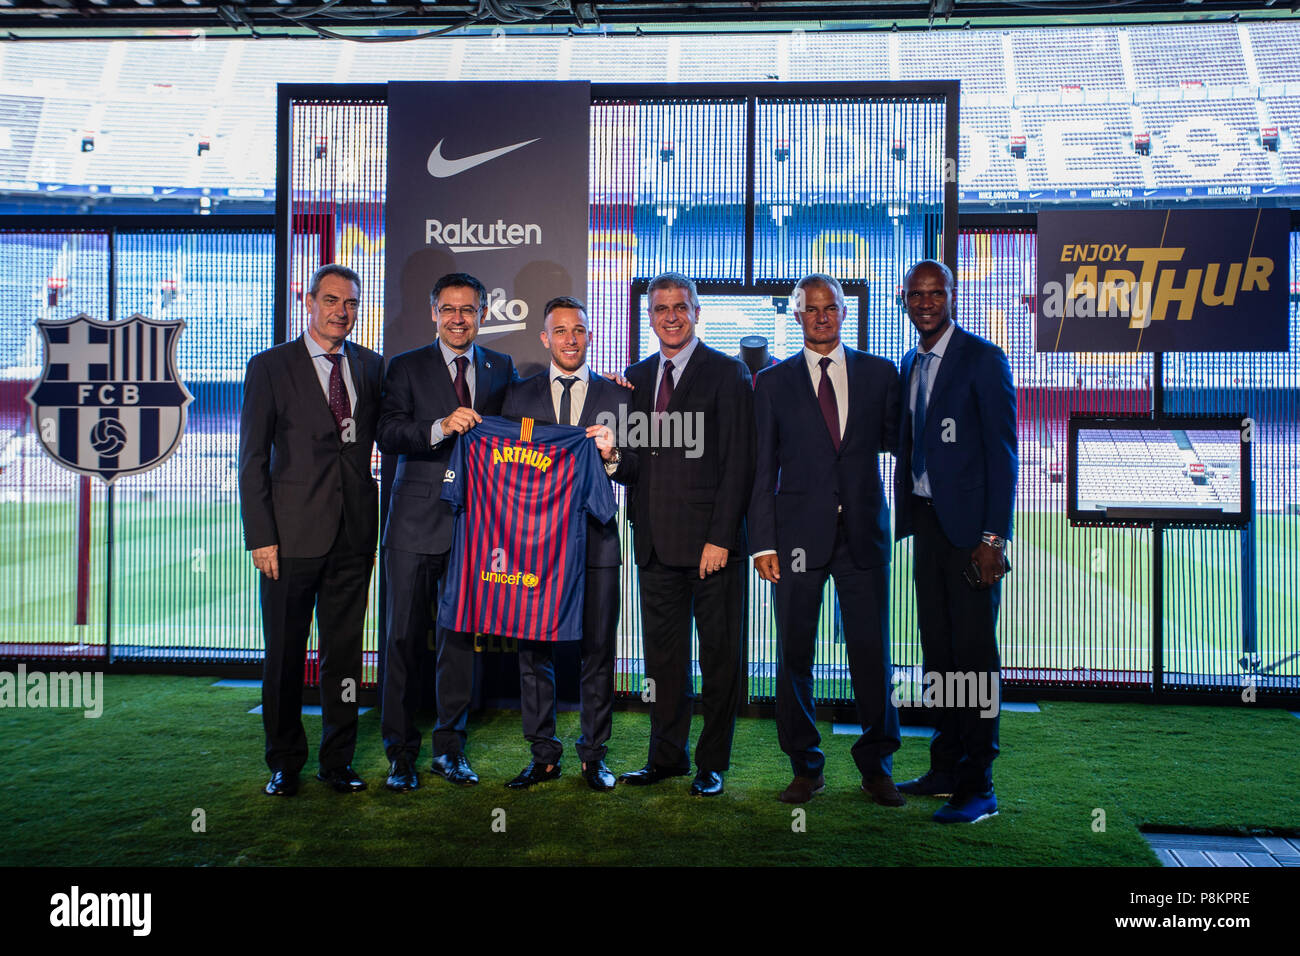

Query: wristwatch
[
  {"left": 606, "top": 447, "right": 622, "bottom": 466},
  {"left": 980, "top": 533, "right": 1006, "bottom": 550}
]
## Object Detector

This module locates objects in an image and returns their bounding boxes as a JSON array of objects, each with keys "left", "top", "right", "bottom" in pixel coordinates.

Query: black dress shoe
[
  {"left": 618, "top": 763, "right": 691, "bottom": 786},
  {"left": 385, "top": 758, "right": 419, "bottom": 792},
  {"left": 316, "top": 765, "right": 367, "bottom": 793},
  {"left": 506, "top": 759, "right": 562, "bottom": 789},
  {"left": 690, "top": 770, "right": 724, "bottom": 796},
  {"left": 264, "top": 769, "right": 299, "bottom": 797},
  {"left": 430, "top": 752, "right": 479, "bottom": 786},
  {"left": 582, "top": 760, "right": 617, "bottom": 792}
]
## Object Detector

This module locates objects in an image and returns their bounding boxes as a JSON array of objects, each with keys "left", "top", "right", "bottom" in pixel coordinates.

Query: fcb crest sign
[{"left": 26, "top": 313, "right": 193, "bottom": 484}]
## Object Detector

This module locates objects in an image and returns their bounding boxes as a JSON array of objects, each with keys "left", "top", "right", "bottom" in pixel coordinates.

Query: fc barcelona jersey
[{"left": 437, "top": 415, "right": 617, "bottom": 642}]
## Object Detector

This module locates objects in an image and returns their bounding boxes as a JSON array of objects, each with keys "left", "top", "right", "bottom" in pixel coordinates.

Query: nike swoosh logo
[{"left": 426, "top": 138, "right": 539, "bottom": 178}]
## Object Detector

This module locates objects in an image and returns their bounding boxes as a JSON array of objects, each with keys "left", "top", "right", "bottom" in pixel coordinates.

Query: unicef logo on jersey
[
  {"left": 26, "top": 313, "right": 193, "bottom": 484},
  {"left": 480, "top": 569, "right": 540, "bottom": 589}
]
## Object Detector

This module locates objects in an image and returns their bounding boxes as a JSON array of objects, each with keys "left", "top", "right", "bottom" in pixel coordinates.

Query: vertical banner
[{"left": 383, "top": 81, "right": 591, "bottom": 372}]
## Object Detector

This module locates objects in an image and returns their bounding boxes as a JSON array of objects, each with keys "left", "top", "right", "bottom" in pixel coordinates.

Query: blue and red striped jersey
[{"left": 436, "top": 415, "right": 617, "bottom": 642}]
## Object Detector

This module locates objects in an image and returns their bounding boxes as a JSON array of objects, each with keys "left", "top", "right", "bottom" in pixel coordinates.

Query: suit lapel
[
  {"left": 628, "top": 355, "right": 659, "bottom": 413},
  {"left": 900, "top": 347, "right": 917, "bottom": 450},
  {"left": 839, "top": 347, "right": 857, "bottom": 448},
  {"left": 925, "top": 325, "right": 964, "bottom": 412},
  {"left": 429, "top": 340, "right": 464, "bottom": 410},
  {"left": 290, "top": 337, "right": 339, "bottom": 438},
  {"left": 784, "top": 354, "right": 828, "bottom": 453},
  {"left": 577, "top": 373, "right": 602, "bottom": 428},
  {"left": 533, "top": 372, "right": 557, "bottom": 425},
  {"left": 667, "top": 340, "right": 708, "bottom": 411},
  {"left": 472, "top": 346, "right": 496, "bottom": 413},
  {"left": 342, "top": 340, "right": 367, "bottom": 414}
]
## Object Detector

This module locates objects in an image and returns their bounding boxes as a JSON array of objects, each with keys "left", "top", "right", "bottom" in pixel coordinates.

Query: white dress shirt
[
  {"left": 549, "top": 362, "right": 590, "bottom": 426},
  {"left": 804, "top": 343, "right": 848, "bottom": 441}
]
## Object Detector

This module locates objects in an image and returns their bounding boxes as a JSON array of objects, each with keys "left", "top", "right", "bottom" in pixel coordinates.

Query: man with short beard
[{"left": 499, "top": 295, "right": 634, "bottom": 792}]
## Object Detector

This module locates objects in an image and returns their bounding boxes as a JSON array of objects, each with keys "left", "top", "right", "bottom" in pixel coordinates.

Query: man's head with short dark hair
[
  {"left": 430, "top": 272, "right": 488, "bottom": 311},
  {"left": 540, "top": 295, "right": 590, "bottom": 374},
  {"left": 544, "top": 295, "right": 587, "bottom": 324},
  {"left": 309, "top": 263, "right": 361, "bottom": 298},
  {"left": 646, "top": 271, "right": 701, "bottom": 355},
  {"left": 430, "top": 272, "right": 487, "bottom": 353},
  {"left": 646, "top": 271, "right": 699, "bottom": 312}
]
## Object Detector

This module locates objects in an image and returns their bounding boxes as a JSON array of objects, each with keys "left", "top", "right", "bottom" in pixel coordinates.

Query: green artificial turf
[{"left": 1, "top": 674, "right": 1297, "bottom": 866}]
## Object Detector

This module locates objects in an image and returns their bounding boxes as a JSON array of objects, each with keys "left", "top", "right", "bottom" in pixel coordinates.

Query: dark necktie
[
  {"left": 452, "top": 355, "right": 472, "bottom": 409},
  {"left": 557, "top": 376, "right": 577, "bottom": 426},
  {"left": 911, "top": 351, "right": 934, "bottom": 479},
  {"left": 817, "top": 355, "right": 840, "bottom": 452},
  {"left": 323, "top": 353, "right": 351, "bottom": 435},
  {"left": 655, "top": 359, "right": 675, "bottom": 414}
]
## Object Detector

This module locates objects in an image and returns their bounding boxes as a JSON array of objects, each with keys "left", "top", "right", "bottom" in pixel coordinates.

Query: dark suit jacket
[
  {"left": 376, "top": 341, "right": 516, "bottom": 555},
  {"left": 749, "top": 347, "right": 900, "bottom": 571},
  {"left": 894, "top": 323, "right": 1018, "bottom": 549},
  {"left": 238, "top": 336, "right": 384, "bottom": 559},
  {"left": 621, "top": 340, "right": 756, "bottom": 568},
  {"left": 501, "top": 369, "right": 635, "bottom": 568}
]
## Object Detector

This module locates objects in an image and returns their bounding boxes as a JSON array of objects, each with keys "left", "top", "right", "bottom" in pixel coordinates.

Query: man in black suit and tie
[
  {"left": 617, "top": 271, "right": 756, "bottom": 797},
  {"left": 239, "top": 263, "right": 384, "bottom": 797},
  {"left": 376, "top": 272, "right": 517, "bottom": 792},
  {"left": 499, "top": 296, "right": 634, "bottom": 792},
  {"left": 750, "top": 274, "right": 904, "bottom": 806},
  {"left": 894, "top": 259, "right": 1017, "bottom": 824}
]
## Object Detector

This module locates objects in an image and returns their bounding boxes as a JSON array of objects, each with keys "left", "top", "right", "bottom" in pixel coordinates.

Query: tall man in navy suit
[
  {"left": 617, "top": 272, "right": 756, "bottom": 797},
  {"left": 239, "top": 263, "right": 384, "bottom": 797},
  {"left": 750, "top": 274, "right": 905, "bottom": 807},
  {"left": 500, "top": 296, "right": 635, "bottom": 792},
  {"left": 376, "top": 272, "right": 517, "bottom": 792},
  {"left": 894, "top": 259, "right": 1017, "bottom": 824}
]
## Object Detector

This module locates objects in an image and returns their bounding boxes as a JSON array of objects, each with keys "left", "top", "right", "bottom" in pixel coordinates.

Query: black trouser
[
  {"left": 910, "top": 495, "right": 1002, "bottom": 796},
  {"left": 260, "top": 526, "right": 373, "bottom": 774},
  {"left": 381, "top": 547, "right": 477, "bottom": 762},
  {"left": 637, "top": 555, "right": 745, "bottom": 774},
  {"left": 518, "top": 566, "right": 619, "bottom": 766},
  {"left": 774, "top": 518, "right": 899, "bottom": 780}
]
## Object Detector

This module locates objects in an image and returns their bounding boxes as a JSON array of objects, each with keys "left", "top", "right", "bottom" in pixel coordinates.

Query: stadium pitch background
[{"left": 0, "top": 34, "right": 1295, "bottom": 711}]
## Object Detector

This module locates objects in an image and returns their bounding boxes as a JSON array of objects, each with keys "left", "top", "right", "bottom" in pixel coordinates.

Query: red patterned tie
[
  {"left": 453, "top": 355, "right": 472, "bottom": 409},
  {"left": 323, "top": 353, "right": 351, "bottom": 434},
  {"left": 655, "top": 359, "right": 675, "bottom": 414},
  {"left": 817, "top": 356, "right": 840, "bottom": 452}
]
